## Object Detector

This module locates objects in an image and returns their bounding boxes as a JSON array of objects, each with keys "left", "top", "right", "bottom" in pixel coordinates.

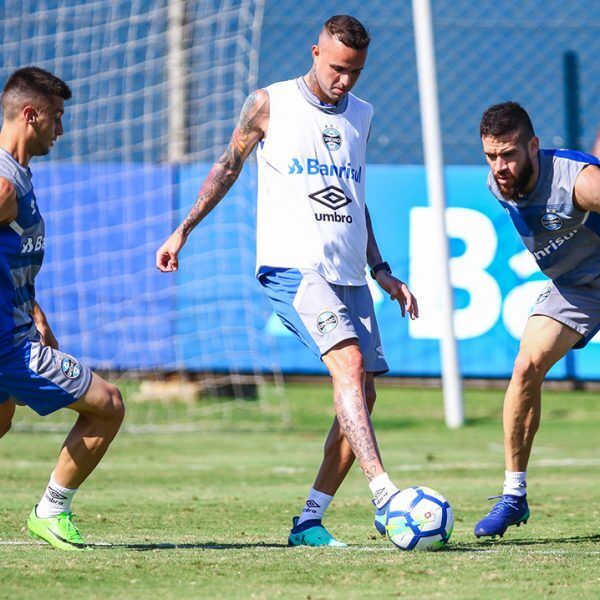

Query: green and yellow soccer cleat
[
  {"left": 287, "top": 516, "right": 347, "bottom": 547},
  {"left": 27, "top": 506, "right": 89, "bottom": 551}
]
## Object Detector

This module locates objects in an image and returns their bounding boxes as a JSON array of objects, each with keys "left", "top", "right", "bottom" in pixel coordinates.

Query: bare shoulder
[
  {"left": 574, "top": 164, "right": 600, "bottom": 212},
  {"left": 239, "top": 89, "right": 270, "bottom": 136},
  {"left": 0, "top": 177, "right": 17, "bottom": 224}
]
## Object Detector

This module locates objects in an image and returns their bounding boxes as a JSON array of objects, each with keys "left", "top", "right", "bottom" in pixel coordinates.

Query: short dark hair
[
  {"left": 323, "top": 15, "right": 370, "bottom": 50},
  {"left": 1, "top": 66, "right": 72, "bottom": 120},
  {"left": 480, "top": 101, "right": 535, "bottom": 142}
]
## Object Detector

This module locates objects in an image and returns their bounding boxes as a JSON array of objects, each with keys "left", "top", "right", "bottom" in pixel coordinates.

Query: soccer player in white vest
[
  {"left": 156, "top": 15, "right": 418, "bottom": 546},
  {"left": 0, "top": 67, "right": 125, "bottom": 550},
  {"left": 475, "top": 102, "right": 600, "bottom": 539}
]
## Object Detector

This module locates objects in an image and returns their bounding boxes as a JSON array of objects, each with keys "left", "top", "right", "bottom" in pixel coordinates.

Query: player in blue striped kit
[
  {"left": 0, "top": 67, "right": 125, "bottom": 550},
  {"left": 474, "top": 102, "right": 600, "bottom": 538}
]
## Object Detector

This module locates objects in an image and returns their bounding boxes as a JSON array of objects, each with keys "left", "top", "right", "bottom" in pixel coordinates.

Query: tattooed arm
[
  {"left": 156, "top": 89, "right": 270, "bottom": 272},
  {"left": 366, "top": 205, "right": 419, "bottom": 319}
]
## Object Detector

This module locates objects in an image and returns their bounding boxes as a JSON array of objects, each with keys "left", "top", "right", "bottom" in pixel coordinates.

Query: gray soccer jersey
[{"left": 488, "top": 149, "right": 600, "bottom": 286}]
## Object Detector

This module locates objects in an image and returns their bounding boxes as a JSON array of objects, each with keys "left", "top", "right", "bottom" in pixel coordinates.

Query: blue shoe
[
  {"left": 287, "top": 516, "right": 347, "bottom": 547},
  {"left": 474, "top": 494, "right": 530, "bottom": 538},
  {"left": 373, "top": 491, "right": 401, "bottom": 536}
]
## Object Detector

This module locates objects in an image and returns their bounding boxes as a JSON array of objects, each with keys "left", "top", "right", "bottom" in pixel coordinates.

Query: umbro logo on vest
[
  {"left": 310, "top": 186, "right": 354, "bottom": 224},
  {"left": 308, "top": 186, "right": 352, "bottom": 210}
]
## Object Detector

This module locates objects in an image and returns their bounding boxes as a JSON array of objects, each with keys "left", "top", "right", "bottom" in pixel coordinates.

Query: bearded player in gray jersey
[
  {"left": 474, "top": 102, "right": 600, "bottom": 538},
  {"left": 157, "top": 15, "right": 418, "bottom": 547}
]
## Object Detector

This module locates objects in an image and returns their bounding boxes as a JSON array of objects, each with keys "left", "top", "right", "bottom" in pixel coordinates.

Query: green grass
[{"left": 1, "top": 383, "right": 600, "bottom": 599}]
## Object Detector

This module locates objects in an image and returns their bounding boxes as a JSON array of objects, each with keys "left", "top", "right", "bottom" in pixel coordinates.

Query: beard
[{"left": 495, "top": 155, "right": 534, "bottom": 200}]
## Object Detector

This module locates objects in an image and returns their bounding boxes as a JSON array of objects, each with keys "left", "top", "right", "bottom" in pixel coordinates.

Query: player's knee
[
  {"left": 109, "top": 385, "right": 125, "bottom": 426},
  {"left": 512, "top": 352, "right": 547, "bottom": 386},
  {"left": 342, "top": 344, "right": 366, "bottom": 381},
  {"left": 97, "top": 383, "right": 125, "bottom": 428}
]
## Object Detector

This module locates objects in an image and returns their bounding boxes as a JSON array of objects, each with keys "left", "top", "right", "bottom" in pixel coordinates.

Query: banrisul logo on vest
[{"left": 287, "top": 157, "right": 362, "bottom": 183}]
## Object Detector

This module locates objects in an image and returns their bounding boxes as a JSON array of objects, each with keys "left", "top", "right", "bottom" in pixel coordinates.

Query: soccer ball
[{"left": 385, "top": 486, "right": 454, "bottom": 551}]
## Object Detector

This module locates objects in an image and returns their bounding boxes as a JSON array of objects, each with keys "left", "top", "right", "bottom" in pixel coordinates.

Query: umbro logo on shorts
[{"left": 535, "top": 286, "right": 551, "bottom": 304}]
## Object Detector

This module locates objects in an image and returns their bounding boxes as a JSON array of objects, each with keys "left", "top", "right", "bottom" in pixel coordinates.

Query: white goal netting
[{"left": 0, "top": 0, "right": 289, "bottom": 430}]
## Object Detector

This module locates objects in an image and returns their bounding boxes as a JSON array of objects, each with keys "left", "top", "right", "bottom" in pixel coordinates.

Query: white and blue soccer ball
[{"left": 385, "top": 486, "right": 454, "bottom": 551}]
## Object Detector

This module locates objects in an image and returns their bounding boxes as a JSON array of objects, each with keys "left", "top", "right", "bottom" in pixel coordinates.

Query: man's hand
[
  {"left": 375, "top": 272, "right": 419, "bottom": 319},
  {"left": 156, "top": 230, "right": 187, "bottom": 272}
]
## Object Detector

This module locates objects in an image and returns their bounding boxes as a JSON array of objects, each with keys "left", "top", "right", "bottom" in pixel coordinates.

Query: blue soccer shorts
[{"left": 0, "top": 337, "right": 92, "bottom": 416}]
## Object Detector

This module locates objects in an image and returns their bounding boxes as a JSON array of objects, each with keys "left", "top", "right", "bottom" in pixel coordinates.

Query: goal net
[{"left": 0, "top": 0, "right": 289, "bottom": 430}]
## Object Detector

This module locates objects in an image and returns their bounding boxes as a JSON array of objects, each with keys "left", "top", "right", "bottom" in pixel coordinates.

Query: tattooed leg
[
  {"left": 312, "top": 374, "right": 377, "bottom": 495},
  {"left": 321, "top": 341, "right": 384, "bottom": 482}
]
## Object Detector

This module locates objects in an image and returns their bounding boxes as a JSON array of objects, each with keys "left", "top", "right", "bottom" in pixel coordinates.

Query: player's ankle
[
  {"left": 296, "top": 488, "right": 333, "bottom": 525},
  {"left": 502, "top": 470, "right": 527, "bottom": 497},
  {"left": 36, "top": 471, "right": 78, "bottom": 518},
  {"left": 369, "top": 472, "right": 399, "bottom": 509}
]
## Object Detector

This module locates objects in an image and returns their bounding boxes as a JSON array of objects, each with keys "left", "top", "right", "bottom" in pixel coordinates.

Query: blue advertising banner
[
  {"left": 29, "top": 162, "right": 600, "bottom": 378},
  {"left": 265, "top": 165, "right": 599, "bottom": 379},
  {"left": 33, "top": 163, "right": 176, "bottom": 369}
]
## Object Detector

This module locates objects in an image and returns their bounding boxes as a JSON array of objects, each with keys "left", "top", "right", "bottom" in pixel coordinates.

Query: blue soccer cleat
[
  {"left": 287, "top": 516, "right": 347, "bottom": 547},
  {"left": 474, "top": 494, "right": 530, "bottom": 538},
  {"left": 373, "top": 491, "right": 401, "bottom": 536}
]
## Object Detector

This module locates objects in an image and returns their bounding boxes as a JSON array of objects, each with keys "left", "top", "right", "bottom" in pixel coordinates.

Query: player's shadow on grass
[
  {"left": 455, "top": 533, "right": 600, "bottom": 550},
  {"left": 94, "top": 541, "right": 289, "bottom": 551}
]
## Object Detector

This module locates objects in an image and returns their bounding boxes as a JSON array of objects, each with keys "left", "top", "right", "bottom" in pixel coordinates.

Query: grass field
[{"left": 1, "top": 383, "right": 599, "bottom": 599}]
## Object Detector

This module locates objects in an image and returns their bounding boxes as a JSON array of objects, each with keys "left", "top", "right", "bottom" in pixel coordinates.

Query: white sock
[
  {"left": 503, "top": 471, "right": 527, "bottom": 497},
  {"left": 36, "top": 472, "right": 78, "bottom": 518},
  {"left": 369, "top": 472, "right": 399, "bottom": 509},
  {"left": 297, "top": 488, "right": 333, "bottom": 525}
]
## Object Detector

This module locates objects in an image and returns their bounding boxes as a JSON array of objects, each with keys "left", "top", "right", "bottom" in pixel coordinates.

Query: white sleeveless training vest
[{"left": 255, "top": 78, "right": 373, "bottom": 285}]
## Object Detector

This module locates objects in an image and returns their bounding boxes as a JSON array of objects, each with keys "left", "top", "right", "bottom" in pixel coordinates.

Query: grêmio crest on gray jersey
[{"left": 488, "top": 149, "right": 600, "bottom": 286}]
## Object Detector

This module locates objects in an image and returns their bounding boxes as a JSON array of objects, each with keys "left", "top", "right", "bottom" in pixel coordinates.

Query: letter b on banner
[{"left": 409, "top": 207, "right": 502, "bottom": 339}]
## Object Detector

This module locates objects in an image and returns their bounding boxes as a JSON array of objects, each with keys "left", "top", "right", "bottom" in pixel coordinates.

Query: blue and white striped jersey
[{"left": 0, "top": 148, "right": 44, "bottom": 355}]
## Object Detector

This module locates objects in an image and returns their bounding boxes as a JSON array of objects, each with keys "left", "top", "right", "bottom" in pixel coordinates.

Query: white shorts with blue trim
[{"left": 259, "top": 268, "right": 389, "bottom": 374}]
